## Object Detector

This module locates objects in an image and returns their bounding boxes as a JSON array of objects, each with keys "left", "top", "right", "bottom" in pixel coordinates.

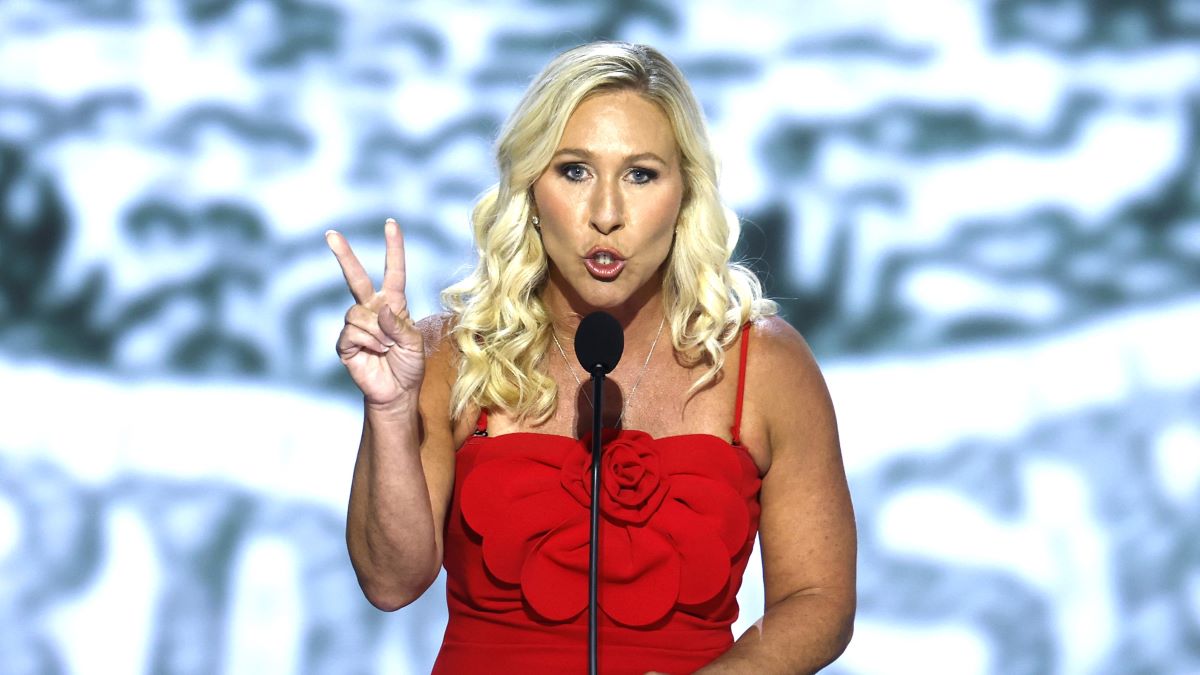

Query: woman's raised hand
[{"left": 326, "top": 219, "right": 425, "bottom": 408}]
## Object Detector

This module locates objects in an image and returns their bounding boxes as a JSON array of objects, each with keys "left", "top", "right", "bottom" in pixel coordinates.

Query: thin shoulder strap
[
  {"left": 730, "top": 323, "right": 751, "bottom": 446},
  {"left": 473, "top": 408, "right": 489, "bottom": 436}
]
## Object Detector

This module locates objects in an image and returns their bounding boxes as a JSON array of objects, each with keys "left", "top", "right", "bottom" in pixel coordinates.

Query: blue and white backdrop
[{"left": 2, "top": 1, "right": 1199, "bottom": 673}]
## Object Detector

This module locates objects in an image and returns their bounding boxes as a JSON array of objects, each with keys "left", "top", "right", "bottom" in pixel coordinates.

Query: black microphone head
[{"left": 573, "top": 311, "right": 624, "bottom": 374}]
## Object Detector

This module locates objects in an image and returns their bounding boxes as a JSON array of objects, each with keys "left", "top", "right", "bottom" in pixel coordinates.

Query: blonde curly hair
[{"left": 442, "top": 41, "right": 776, "bottom": 423}]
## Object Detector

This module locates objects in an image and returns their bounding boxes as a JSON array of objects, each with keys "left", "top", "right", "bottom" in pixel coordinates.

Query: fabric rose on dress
[{"left": 459, "top": 430, "right": 751, "bottom": 627}]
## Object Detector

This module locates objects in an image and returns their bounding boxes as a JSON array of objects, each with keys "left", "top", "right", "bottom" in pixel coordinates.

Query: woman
[{"left": 326, "top": 42, "right": 855, "bottom": 674}]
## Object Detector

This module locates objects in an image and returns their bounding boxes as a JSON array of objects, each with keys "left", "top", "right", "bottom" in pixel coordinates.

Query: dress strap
[
  {"left": 730, "top": 323, "right": 751, "bottom": 446},
  {"left": 473, "top": 408, "right": 489, "bottom": 436}
]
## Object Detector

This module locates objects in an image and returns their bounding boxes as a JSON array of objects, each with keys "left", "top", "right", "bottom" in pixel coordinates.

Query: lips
[{"left": 583, "top": 247, "right": 625, "bottom": 281}]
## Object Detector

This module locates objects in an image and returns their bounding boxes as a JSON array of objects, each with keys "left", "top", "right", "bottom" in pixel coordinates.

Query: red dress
[{"left": 433, "top": 326, "right": 761, "bottom": 674}]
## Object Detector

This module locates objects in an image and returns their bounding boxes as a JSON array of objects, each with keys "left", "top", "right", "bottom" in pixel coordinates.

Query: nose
[{"left": 589, "top": 177, "right": 624, "bottom": 235}]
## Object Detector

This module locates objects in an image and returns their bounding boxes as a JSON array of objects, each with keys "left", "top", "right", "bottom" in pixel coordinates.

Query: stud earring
[{"left": 531, "top": 215, "right": 540, "bottom": 227}]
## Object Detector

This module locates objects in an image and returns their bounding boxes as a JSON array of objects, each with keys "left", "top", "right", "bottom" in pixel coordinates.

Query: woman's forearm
[
  {"left": 696, "top": 590, "right": 855, "bottom": 675},
  {"left": 345, "top": 394, "right": 440, "bottom": 611}
]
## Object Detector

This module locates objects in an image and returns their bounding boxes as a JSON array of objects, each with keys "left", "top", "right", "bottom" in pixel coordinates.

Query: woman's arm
[
  {"left": 345, "top": 314, "right": 462, "bottom": 611},
  {"left": 697, "top": 317, "right": 857, "bottom": 674},
  {"left": 327, "top": 223, "right": 464, "bottom": 611}
]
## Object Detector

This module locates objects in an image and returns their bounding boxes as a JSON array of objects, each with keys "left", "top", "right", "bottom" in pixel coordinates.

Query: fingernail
[
  {"left": 324, "top": 229, "right": 336, "bottom": 238},
  {"left": 385, "top": 218, "right": 396, "bottom": 225}
]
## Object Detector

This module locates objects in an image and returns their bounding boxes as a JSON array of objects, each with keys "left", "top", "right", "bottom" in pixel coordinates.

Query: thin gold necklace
[{"left": 551, "top": 314, "right": 666, "bottom": 429}]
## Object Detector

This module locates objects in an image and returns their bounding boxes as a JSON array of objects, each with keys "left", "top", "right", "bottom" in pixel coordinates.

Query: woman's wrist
[{"left": 364, "top": 390, "right": 421, "bottom": 420}]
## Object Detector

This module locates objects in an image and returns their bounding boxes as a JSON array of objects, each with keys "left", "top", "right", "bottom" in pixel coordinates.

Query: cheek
[
  {"left": 643, "top": 192, "right": 683, "bottom": 255},
  {"left": 532, "top": 179, "right": 578, "bottom": 258},
  {"left": 532, "top": 174, "right": 580, "bottom": 225},
  {"left": 539, "top": 228, "right": 574, "bottom": 265}
]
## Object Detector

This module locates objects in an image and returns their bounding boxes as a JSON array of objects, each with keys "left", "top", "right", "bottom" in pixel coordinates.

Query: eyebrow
[{"left": 552, "top": 148, "right": 671, "bottom": 165}]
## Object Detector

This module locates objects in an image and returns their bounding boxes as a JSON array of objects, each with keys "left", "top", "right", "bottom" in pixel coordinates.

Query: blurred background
[{"left": 2, "top": 0, "right": 1199, "bottom": 673}]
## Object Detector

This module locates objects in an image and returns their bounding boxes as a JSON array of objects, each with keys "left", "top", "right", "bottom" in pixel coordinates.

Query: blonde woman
[{"left": 326, "top": 42, "right": 856, "bottom": 674}]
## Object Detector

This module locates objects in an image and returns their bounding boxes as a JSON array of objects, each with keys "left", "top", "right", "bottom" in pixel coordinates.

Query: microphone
[
  {"left": 574, "top": 310, "right": 623, "bottom": 374},
  {"left": 572, "top": 310, "right": 622, "bottom": 675}
]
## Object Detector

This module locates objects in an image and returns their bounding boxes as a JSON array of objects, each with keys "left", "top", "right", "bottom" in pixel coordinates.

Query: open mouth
[{"left": 584, "top": 249, "right": 625, "bottom": 280}]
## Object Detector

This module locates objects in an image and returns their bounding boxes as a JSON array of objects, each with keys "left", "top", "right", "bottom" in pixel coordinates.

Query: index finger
[
  {"left": 325, "top": 229, "right": 376, "bottom": 305},
  {"left": 381, "top": 218, "right": 406, "bottom": 299}
]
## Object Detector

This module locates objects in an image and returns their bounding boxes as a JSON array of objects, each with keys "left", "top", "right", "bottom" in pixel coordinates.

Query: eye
[
  {"left": 627, "top": 167, "right": 658, "bottom": 184},
  {"left": 559, "top": 163, "right": 590, "bottom": 182}
]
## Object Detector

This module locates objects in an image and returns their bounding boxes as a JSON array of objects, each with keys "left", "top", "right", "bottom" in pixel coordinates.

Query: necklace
[{"left": 551, "top": 314, "right": 666, "bottom": 429}]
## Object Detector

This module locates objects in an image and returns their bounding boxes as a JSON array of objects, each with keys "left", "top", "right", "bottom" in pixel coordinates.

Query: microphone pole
[
  {"left": 588, "top": 363, "right": 603, "bottom": 675},
  {"left": 573, "top": 312, "right": 623, "bottom": 675}
]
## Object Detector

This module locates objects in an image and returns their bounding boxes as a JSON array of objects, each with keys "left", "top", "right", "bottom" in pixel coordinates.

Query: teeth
[{"left": 595, "top": 252, "right": 613, "bottom": 265}]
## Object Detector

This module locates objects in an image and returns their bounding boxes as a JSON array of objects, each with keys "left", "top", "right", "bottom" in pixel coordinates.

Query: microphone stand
[
  {"left": 588, "top": 364, "right": 604, "bottom": 675},
  {"left": 574, "top": 309, "right": 622, "bottom": 675}
]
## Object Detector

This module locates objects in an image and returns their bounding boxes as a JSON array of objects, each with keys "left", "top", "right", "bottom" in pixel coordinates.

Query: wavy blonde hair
[{"left": 442, "top": 41, "right": 776, "bottom": 423}]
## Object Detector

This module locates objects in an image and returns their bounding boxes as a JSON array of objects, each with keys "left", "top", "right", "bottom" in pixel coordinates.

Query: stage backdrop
[{"left": 2, "top": 1, "right": 1198, "bottom": 673}]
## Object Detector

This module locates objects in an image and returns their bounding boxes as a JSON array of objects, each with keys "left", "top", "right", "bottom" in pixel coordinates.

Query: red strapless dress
[{"left": 433, "top": 326, "right": 761, "bottom": 675}]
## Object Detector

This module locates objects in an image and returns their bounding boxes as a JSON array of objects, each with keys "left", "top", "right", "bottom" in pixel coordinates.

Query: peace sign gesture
[{"left": 326, "top": 219, "right": 425, "bottom": 407}]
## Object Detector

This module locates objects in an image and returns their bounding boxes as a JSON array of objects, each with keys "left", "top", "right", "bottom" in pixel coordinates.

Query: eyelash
[{"left": 558, "top": 163, "right": 658, "bottom": 184}]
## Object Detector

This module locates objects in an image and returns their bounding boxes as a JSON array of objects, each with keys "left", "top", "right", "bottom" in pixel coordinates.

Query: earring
[{"left": 531, "top": 215, "right": 540, "bottom": 227}]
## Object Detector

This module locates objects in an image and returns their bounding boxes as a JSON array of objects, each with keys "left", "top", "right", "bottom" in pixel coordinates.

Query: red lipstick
[{"left": 583, "top": 247, "right": 625, "bottom": 280}]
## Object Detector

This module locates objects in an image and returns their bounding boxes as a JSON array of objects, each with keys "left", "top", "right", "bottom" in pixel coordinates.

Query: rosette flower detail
[{"left": 459, "top": 430, "right": 752, "bottom": 627}]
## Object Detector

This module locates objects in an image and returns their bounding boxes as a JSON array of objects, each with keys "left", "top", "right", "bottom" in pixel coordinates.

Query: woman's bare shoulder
[
  {"left": 416, "top": 312, "right": 459, "bottom": 359},
  {"left": 745, "top": 315, "right": 828, "bottom": 403},
  {"left": 748, "top": 315, "right": 815, "bottom": 361},
  {"left": 415, "top": 312, "right": 461, "bottom": 393},
  {"left": 416, "top": 312, "right": 478, "bottom": 439}
]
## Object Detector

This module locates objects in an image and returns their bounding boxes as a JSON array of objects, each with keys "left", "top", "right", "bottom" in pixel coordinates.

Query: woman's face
[{"left": 532, "top": 90, "right": 685, "bottom": 315}]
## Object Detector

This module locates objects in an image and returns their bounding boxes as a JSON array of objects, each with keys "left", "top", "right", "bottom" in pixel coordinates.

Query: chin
[
  {"left": 578, "top": 278, "right": 661, "bottom": 313},
  {"left": 576, "top": 289, "right": 632, "bottom": 311}
]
